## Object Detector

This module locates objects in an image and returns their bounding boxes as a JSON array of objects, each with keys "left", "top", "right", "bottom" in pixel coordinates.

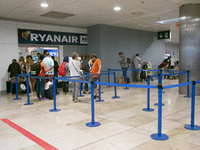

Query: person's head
[
  {"left": 45, "top": 52, "right": 50, "bottom": 57},
  {"left": 39, "top": 54, "right": 44, "bottom": 61},
  {"left": 63, "top": 56, "right": 69, "bottom": 62},
  {"left": 37, "top": 52, "right": 40, "bottom": 58},
  {"left": 163, "top": 59, "right": 168, "bottom": 63},
  {"left": 81, "top": 55, "right": 84, "bottom": 61},
  {"left": 19, "top": 56, "right": 24, "bottom": 63},
  {"left": 26, "top": 56, "right": 33, "bottom": 66},
  {"left": 118, "top": 52, "right": 123, "bottom": 57},
  {"left": 72, "top": 52, "right": 78, "bottom": 60},
  {"left": 12, "top": 59, "right": 17, "bottom": 63},
  {"left": 168, "top": 56, "right": 172, "bottom": 59},
  {"left": 85, "top": 53, "right": 90, "bottom": 61},
  {"left": 51, "top": 56, "right": 55, "bottom": 60},
  {"left": 136, "top": 53, "right": 139, "bottom": 57},
  {"left": 43, "top": 50, "right": 48, "bottom": 56},
  {"left": 90, "top": 54, "right": 97, "bottom": 61}
]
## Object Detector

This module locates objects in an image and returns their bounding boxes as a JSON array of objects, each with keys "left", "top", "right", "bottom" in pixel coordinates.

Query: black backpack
[
  {"left": 31, "top": 62, "right": 41, "bottom": 76},
  {"left": 82, "top": 60, "right": 90, "bottom": 72}
]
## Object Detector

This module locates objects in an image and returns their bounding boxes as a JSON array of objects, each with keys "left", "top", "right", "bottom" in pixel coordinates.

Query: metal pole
[
  {"left": 13, "top": 76, "right": 21, "bottom": 100},
  {"left": 79, "top": 82, "right": 85, "bottom": 97},
  {"left": 108, "top": 68, "right": 111, "bottom": 87},
  {"left": 112, "top": 72, "right": 120, "bottom": 99},
  {"left": 124, "top": 69, "right": 129, "bottom": 90},
  {"left": 86, "top": 82, "right": 101, "bottom": 127},
  {"left": 143, "top": 77, "right": 154, "bottom": 111},
  {"left": 50, "top": 78, "right": 61, "bottom": 112},
  {"left": 24, "top": 75, "right": 33, "bottom": 105},
  {"left": 184, "top": 71, "right": 191, "bottom": 98},
  {"left": 96, "top": 74, "right": 104, "bottom": 102}
]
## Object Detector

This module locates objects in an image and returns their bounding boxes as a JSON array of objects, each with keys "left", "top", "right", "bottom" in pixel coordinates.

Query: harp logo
[{"left": 22, "top": 32, "right": 30, "bottom": 40}]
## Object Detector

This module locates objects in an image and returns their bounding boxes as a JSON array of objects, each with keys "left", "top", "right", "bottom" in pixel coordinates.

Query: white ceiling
[{"left": 0, "top": 0, "right": 200, "bottom": 43}]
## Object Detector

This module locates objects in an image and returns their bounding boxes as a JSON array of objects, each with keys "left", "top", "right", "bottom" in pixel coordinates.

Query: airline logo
[{"left": 18, "top": 29, "right": 88, "bottom": 46}]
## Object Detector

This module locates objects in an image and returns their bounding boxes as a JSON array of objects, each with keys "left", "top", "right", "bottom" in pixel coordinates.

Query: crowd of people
[{"left": 7, "top": 52, "right": 101, "bottom": 103}]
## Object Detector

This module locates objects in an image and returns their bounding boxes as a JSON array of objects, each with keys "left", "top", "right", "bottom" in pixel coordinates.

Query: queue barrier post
[
  {"left": 184, "top": 81, "right": 200, "bottom": 130},
  {"left": 112, "top": 72, "right": 120, "bottom": 99},
  {"left": 108, "top": 68, "right": 111, "bottom": 87},
  {"left": 49, "top": 78, "right": 61, "bottom": 112},
  {"left": 143, "top": 77, "right": 154, "bottom": 112},
  {"left": 96, "top": 74, "right": 105, "bottom": 102},
  {"left": 24, "top": 75, "right": 34, "bottom": 105},
  {"left": 184, "top": 71, "right": 191, "bottom": 98},
  {"left": 124, "top": 69, "right": 129, "bottom": 90},
  {"left": 13, "top": 76, "right": 21, "bottom": 100},
  {"left": 78, "top": 81, "right": 85, "bottom": 97},
  {"left": 86, "top": 81, "right": 101, "bottom": 127},
  {"left": 151, "top": 84, "right": 169, "bottom": 141},
  {"left": 155, "top": 74, "right": 165, "bottom": 106}
]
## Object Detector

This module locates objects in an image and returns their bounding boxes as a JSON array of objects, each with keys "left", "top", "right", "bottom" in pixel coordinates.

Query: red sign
[{"left": 176, "top": 22, "right": 179, "bottom": 29}]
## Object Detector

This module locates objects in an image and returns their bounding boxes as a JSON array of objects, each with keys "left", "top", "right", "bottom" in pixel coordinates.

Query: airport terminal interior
[{"left": 0, "top": 0, "right": 200, "bottom": 150}]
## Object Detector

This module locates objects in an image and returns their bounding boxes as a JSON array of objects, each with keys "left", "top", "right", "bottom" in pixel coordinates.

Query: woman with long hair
[
  {"left": 26, "top": 56, "right": 35, "bottom": 95},
  {"left": 18, "top": 56, "right": 25, "bottom": 74}
]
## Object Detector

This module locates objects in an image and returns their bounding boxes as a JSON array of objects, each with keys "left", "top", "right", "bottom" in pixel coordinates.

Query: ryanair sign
[{"left": 18, "top": 29, "right": 88, "bottom": 46}]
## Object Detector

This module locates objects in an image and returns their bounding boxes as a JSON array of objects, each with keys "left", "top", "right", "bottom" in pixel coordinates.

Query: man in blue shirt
[{"left": 43, "top": 51, "right": 54, "bottom": 81}]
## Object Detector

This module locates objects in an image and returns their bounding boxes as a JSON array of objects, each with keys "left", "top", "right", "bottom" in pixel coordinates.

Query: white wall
[{"left": 0, "top": 20, "right": 87, "bottom": 92}]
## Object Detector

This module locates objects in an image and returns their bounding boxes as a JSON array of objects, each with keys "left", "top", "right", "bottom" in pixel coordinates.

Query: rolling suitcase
[{"left": 45, "top": 84, "right": 53, "bottom": 100}]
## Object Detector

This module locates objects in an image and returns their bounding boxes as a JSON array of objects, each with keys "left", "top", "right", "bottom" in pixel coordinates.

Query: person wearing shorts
[{"left": 90, "top": 54, "right": 101, "bottom": 99}]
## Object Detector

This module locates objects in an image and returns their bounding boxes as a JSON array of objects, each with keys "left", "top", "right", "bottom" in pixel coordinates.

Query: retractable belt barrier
[{"left": 12, "top": 69, "right": 199, "bottom": 141}]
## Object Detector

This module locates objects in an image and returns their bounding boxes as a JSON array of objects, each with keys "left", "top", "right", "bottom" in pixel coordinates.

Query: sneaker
[
  {"left": 37, "top": 97, "right": 41, "bottom": 101},
  {"left": 83, "top": 91, "right": 86, "bottom": 94},
  {"left": 29, "top": 93, "right": 34, "bottom": 95},
  {"left": 74, "top": 99, "right": 80, "bottom": 103},
  {"left": 88, "top": 91, "right": 91, "bottom": 94},
  {"left": 72, "top": 99, "right": 75, "bottom": 101},
  {"left": 41, "top": 97, "right": 49, "bottom": 101},
  {"left": 94, "top": 95, "right": 99, "bottom": 99}
]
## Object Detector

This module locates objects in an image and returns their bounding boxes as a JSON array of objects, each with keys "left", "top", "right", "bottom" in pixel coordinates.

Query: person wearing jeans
[
  {"left": 118, "top": 52, "right": 127, "bottom": 78},
  {"left": 83, "top": 73, "right": 91, "bottom": 94},
  {"left": 62, "top": 56, "right": 70, "bottom": 94}
]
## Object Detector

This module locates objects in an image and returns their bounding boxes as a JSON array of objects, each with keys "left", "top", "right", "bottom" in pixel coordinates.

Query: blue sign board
[{"left": 18, "top": 29, "right": 88, "bottom": 46}]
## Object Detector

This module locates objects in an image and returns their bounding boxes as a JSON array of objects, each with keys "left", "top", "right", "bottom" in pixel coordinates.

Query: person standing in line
[
  {"left": 69, "top": 52, "right": 82, "bottom": 103},
  {"left": 82, "top": 53, "right": 91, "bottom": 94},
  {"left": 62, "top": 56, "right": 70, "bottom": 95},
  {"left": 118, "top": 52, "right": 127, "bottom": 78},
  {"left": 36, "top": 54, "right": 52, "bottom": 101},
  {"left": 18, "top": 56, "right": 26, "bottom": 74},
  {"left": 51, "top": 56, "right": 59, "bottom": 94},
  {"left": 43, "top": 51, "right": 54, "bottom": 82},
  {"left": 8, "top": 59, "right": 21, "bottom": 95},
  {"left": 90, "top": 54, "right": 101, "bottom": 99},
  {"left": 26, "top": 56, "right": 35, "bottom": 95},
  {"left": 37, "top": 53, "right": 40, "bottom": 62},
  {"left": 133, "top": 54, "right": 142, "bottom": 81}
]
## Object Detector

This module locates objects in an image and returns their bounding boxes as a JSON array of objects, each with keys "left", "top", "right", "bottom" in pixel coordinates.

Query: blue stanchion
[
  {"left": 155, "top": 74, "right": 165, "bottom": 106},
  {"left": 184, "top": 81, "right": 200, "bottom": 130},
  {"left": 49, "top": 78, "right": 61, "bottom": 112},
  {"left": 151, "top": 85, "right": 169, "bottom": 141},
  {"left": 86, "top": 83, "right": 101, "bottom": 127},
  {"left": 24, "top": 75, "right": 34, "bottom": 105},
  {"left": 128, "top": 69, "right": 160, "bottom": 72},
  {"left": 96, "top": 75, "right": 104, "bottom": 102},
  {"left": 143, "top": 77, "right": 154, "bottom": 112},
  {"left": 13, "top": 76, "right": 21, "bottom": 100},
  {"left": 163, "top": 82, "right": 193, "bottom": 90},
  {"left": 78, "top": 83, "right": 85, "bottom": 97},
  {"left": 184, "top": 71, "right": 191, "bottom": 98},
  {"left": 124, "top": 69, "right": 129, "bottom": 90},
  {"left": 107, "top": 68, "right": 111, "bottom": 87},
  {"left": 112, "top": 72, "right": 120, "bottom": 99}
]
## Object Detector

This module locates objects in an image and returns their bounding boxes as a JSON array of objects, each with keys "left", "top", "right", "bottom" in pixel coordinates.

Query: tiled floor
[{"left": 1, "top": 79, "right": 200, "bottom": 150}]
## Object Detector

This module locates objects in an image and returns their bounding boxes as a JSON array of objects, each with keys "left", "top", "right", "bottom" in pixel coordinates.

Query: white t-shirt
[
  {"left": 133, "top": 56, "right": 141, "bottom": 69},
  {"left": 69, "top": 59, "right": 81, "bottom": 76}
]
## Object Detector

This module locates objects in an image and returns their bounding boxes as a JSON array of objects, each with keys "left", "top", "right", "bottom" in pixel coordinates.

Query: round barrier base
[
  {"left": 184, "top": 96, "right": 191, "bottom": 98},
  {"left": 123, "top": 87, "right": 129, "bottom": 90},
  {"left": 86, "top": 122, "right": 101, "bottom": 127},
  {"left": 143, "top": 108, "right": 154, "bottom": 112},
  {"left": 78, "top": 95, "right": 85, "bottom": 97},
  {"left": 112, "top": 96, "right": 120, "bottom": 99},
  {"left": 151, "top": 133, "right": 169, "bottom": 141},
  {"left": 49, "top": 109, "right": 61, "bottom": 112},
  {"left": 154, "top": 103, "right": 165, "bottom": 106},
  {"left": 13, "top": 98, "right": 22, "bottom": 100},
  {"left": 96, "top": 99, "right": 105, "bottom": 102},
  {"left": 24, "top": 103, "right": 34, "bottom": 105},
  {"left": 184, "top": 125, "right": 200, "bottom": 130}
]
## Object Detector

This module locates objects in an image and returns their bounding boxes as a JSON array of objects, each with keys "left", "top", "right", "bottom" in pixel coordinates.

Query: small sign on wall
[{"left": 157, "top": 30, "right": 171, "bottom": 40}]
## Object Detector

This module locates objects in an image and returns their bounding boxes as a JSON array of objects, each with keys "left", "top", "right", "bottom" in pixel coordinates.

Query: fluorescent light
[
  {"left": 114, "top": 6, "right": 121, "bottom": 11},
  {"left": 157, "top": 18, "right": 179, "bottom": 24},
  {"left": 41, "top": 3, "right": 49, "bottom": 8}
]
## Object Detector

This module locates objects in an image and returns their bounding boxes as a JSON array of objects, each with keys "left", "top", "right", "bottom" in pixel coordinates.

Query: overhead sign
[
  {"left": 18, "top": 29, "right": 88, "bottom": 46},
  {"left": 157, "top": 30, "right": 171, "bottom": 40}
]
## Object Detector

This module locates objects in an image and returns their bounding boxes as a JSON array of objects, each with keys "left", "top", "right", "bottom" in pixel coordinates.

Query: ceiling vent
[{"left": 41, "top": 11, "right": 74, "bottom": 19}]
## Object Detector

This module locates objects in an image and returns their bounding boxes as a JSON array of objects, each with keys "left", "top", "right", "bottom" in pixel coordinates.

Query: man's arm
[{"left": 97, "top": 65, "right": 101, "bottom": 75}]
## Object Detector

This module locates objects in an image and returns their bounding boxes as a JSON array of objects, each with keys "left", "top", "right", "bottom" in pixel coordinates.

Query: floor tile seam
[{"left": 173, "top": 136, "right": 200, "bottom": 147}]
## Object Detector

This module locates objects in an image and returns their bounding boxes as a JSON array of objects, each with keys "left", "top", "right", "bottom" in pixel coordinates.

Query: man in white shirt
[{"left": 133, "top": 53, "right": 141, "bottom": 81}]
